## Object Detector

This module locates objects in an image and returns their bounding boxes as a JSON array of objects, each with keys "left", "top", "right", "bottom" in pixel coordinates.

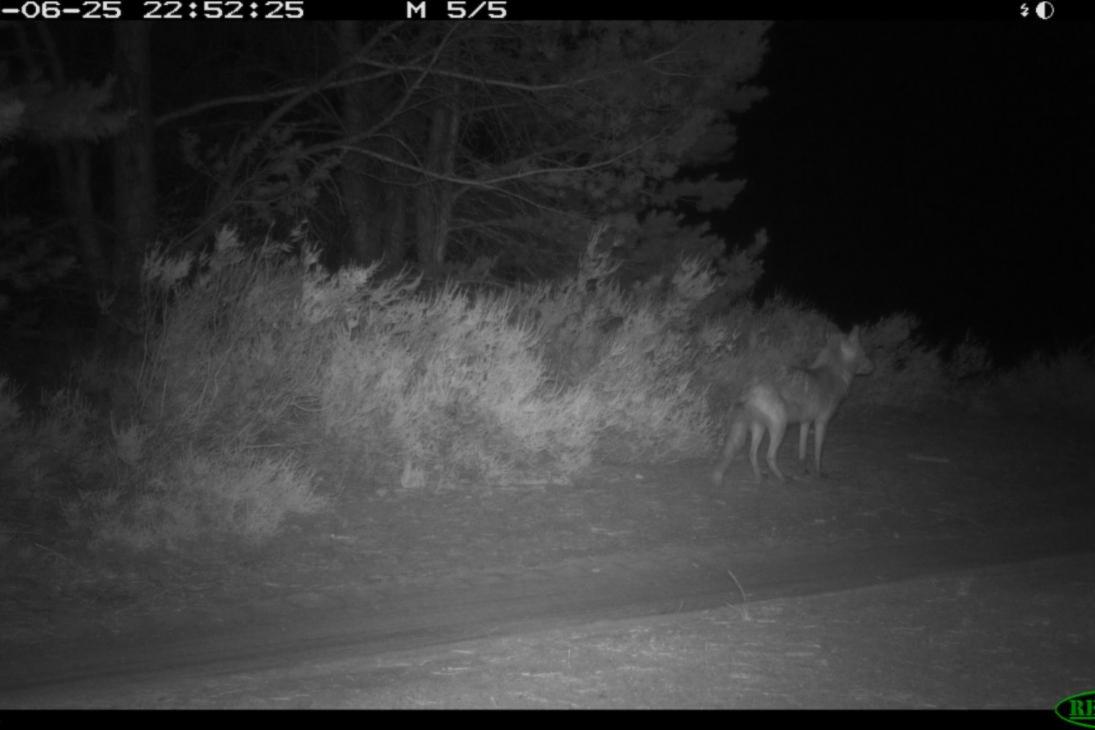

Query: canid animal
[{"left": 712, "top": 327, "right": 873, "bottom": 485}]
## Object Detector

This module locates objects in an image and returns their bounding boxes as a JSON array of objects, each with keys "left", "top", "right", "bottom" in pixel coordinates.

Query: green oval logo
[{"left": 1056, "top": 691, "right": 1095, "bottom": 728}]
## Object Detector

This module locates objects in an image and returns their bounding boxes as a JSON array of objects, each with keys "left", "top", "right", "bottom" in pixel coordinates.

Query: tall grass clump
[
  {"left": 321, "top": 277, "right": 598, "bottom": 490},
  {"left": 60, "top": 227, "right": 329, "bottom": 549},
  {"left": 514, "top": 235, "right": 719, "bottom": 463},
  {"left": 63, "top": 447, "right": 323, "bottom": 550},
  {"left": 141, "top": 227, "right": 335, "bottom": 445},
  {"left": 321, "top": 226, "right": 729, "bottom": 486},
  {"left": 0, "top": 378, "right": 115, "bottom": 526}
]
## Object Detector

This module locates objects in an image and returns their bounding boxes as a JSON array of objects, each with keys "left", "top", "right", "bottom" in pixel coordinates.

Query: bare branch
[
  {"left": 357, "top": 57, "right": 623, "bottom": 94},
  {"left": 325, "top": 134, "right": 657, "bottom": 192},
  {"left": 155, "top": 22, "right": 406, "bottom": 127}
]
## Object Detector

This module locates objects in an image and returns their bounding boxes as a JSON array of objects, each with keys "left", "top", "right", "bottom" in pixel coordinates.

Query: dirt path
[
  {"left": 1, "top": 406, "right": 1093, "bottom": 707},
  {"left": 4, "top": 543, "right": 1093, "bottom": 708},
  {"left": 3, "top": 525, "right": 1093, "bottom": 707}
]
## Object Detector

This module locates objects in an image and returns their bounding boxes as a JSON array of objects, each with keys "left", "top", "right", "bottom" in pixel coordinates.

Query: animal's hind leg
[
  {"left": 798, "top": 422, "right": 811, "bottom": 475},
  {"left": 748, "top": 422, "right": 766, "bottom": 483},
  {"left": 765, "top": 419, "right": 787, "bottom": 482},
  {"left": 813, "top": 417, "right": 830, "bottom": 478},
  {"left": 712, "top": 418, "right": 746, "bottom": 486}
]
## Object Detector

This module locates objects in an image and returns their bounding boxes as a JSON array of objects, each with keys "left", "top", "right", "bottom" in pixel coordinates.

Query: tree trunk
[
  {"left": 56, "top": 142, "right": 110, "bottom": 288},
  {"left": 28, "top": 24, "right": 110, "bottom": 290},
  {"left": 113, "top": 21, "right": 156, "bottom": 295},
  {"left": 383, "top": 184, "right": 408, "bottom": 266},
  {"left": 335, "top": 19, "right": 384, "bottom": 265},
  {"left": 414, "top": 87, "right": 460, "bottom": 275}
]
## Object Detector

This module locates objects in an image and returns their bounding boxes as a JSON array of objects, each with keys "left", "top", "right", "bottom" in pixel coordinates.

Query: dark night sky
[{"left": 720, "top": 20, "right": 1094, "bottom": 363}]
